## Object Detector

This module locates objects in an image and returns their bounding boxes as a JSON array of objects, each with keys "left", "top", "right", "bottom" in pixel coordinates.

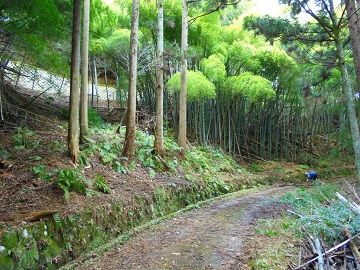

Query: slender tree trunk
[
  {"left": 122, "top": 0, "right": 139, "bottom": 159},
  {"left": 345, "top": 0, "right": 360, "bottom": 96},
  {"left": 80, "top": 0, "right": 90, "bottom": 144},
  {"left": 333, "top": 6, "right": 360, "bottom": 182},
  {"left": 68, "top": 0, "right": 81, "bottom": 163},
  {"left": 178, "top": 0, "right": 188, "bottom": 159},
  {"left": 154, "top": 0, "right": 165, "bottom": 155}
]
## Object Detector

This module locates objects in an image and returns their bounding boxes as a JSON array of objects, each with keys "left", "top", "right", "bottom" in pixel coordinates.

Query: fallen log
[
  {"left": 335, "top": 192, "right": 360, "bottom": 215},
  {"left": 314, "top": 236, "right": 325, "bottom": 270}
]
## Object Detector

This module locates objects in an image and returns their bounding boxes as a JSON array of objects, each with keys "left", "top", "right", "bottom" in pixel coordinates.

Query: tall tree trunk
[
  {"left": 122, "top": 0, "right": 139, "bottom": 159},
  {"left": 154, "top": 0, "right": 165, "bottom": 155},
  {"left": 345, "top": 0, "right": 360, "bottom": 96},
  {"left": 80, "top": 0, "right": 90, "bottom": 144},
  {"left": 332, "top": 4, "right": 360, "bottom": 183},
  {"left": 178, "top": 0, "right": 188, "bottom": 160},
  {"left": 68, "top": 0, "right": 81, "bottom": 163}
]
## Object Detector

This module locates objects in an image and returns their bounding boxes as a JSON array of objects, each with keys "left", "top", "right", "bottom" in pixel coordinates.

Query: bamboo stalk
[{"left": 314, "top": 236, "right": 325, "bottom": 270}]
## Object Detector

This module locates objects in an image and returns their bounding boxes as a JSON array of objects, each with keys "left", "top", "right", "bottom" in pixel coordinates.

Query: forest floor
[{"left": 0, "top": 86, "right": 358, "bottom": 269}]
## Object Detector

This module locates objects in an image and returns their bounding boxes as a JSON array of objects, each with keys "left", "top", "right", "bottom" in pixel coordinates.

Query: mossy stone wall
[{"left": 0, "top": 180, "right": 237, "bottom": 269}]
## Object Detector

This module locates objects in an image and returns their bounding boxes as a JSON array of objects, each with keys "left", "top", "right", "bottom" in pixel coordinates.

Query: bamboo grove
[{"left": 0, "top": 0, "right": 357, "bottom": 164}]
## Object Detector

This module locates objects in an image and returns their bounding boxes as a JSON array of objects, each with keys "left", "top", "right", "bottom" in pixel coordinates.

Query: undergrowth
[
  {"left": 250, "top": 182, "right": 360, "bottom": 269},
  {"left": 26, "top": 124, "right": 248, "bottom": 201},
  {"left": 281, "top": 183, "right": 360, "bottom": 243}
]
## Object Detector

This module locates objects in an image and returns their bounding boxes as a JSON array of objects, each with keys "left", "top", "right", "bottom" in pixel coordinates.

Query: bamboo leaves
[
  {"left": 166, "top": 70, "right": 216, "bottom": 102},
  {"left": 225, "top": 72, "right": 275, "bottom": 103},
  {"left": 200, "top": 55, "right": 226, "bottom": 83}
]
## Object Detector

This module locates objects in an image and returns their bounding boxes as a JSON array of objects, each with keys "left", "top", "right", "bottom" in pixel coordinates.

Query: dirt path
[{"left": 72, "top": 185, "right": 295, "bottom": 270}]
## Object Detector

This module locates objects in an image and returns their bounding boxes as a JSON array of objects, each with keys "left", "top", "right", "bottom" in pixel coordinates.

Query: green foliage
[
  {"left": 225, "top": 72, "right": 275, "bottom": 102},
  {"left": 255, "top": 219, "right": 281, "bottom": 237},
  {"left": 281, "top": 184, "right": 360, "bottom": 243},
  {"left": 243, "top": 15, "right": 301, "bottom": 45},
  {"left": 88, "top": 107, "right": 105, "bottom": 128},
  {"left": 12, "top": 128, "right": 40, "bottom": 150},
  {"left": 0, "top": 148, "right": 9, "bottom": 160},
  {"left": 94, "top": 173, "right": 111, "bottom": 194},
  {"left": 227, "top": 40, "right": 262, "bottom": 74},
  {"left": 1, "top": 0, "right": 71, "bottom": 75},
  {"left": 31, "top": 165, "right": 53, "bottom": 181},
  {"left": 183, "top": 146, "right": 242, "bottom": 174},
  {"left": 134, "top": 131, "right": 179, "bottom": 173},
  {"left": 192, "top": 12, "right": 222, "bottom": 55},
  {"left": 55, "top": 169, "right": 90, "bottom": 201},
  {"left": 200, "top": 54, "right": 226, "bottom": 83},
  {"left": 166, "top": 70, "right": 216, "bottom": 102},
  {"left": 90, "top": 0, "right": 118, "bottom": 39},
  {"left": 81, "top": 132, "right": 129, "bottom": 174},
  {"left": 251, "top": 163, "right": 265, "bottom": 172}
]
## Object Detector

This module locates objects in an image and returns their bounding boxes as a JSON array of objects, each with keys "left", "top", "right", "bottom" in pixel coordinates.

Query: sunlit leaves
[
  {"left": 90, "top": 0, "right": 118, "bottom": 39},
  {"left": 225, "top": 72, "right": 275, "bottom": 103},
  {"left": 166, "top": 70, "right": 216, "bottom": 102},
  {"left": 200, "top": 54, "right": 226, "bottom": 83},
  {"left": 257, "top": 47, "right": 297, "bottom": 81},
  {"left": 192, "top": 12, "right": 222, "bottom": 56},
  {"left": 211, "top": 42, "right": 229, "bottom": 62},
  {"left": 227, "top": 40, "right": 262, "bottom": 75}
]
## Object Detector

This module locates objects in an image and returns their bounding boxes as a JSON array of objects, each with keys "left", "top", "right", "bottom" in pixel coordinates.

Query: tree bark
[
  {"left": 80, "top": 0, "right": 90, "bottom": 144},
  {"left": 154, "top": 0, "right": 165, "bottom": 155},
  {"left": 122, "top": 0, "right": 139, "bottom": 159},
  {"left": 334, "top": 23, "right": 360, "bottom": 183},
  {"left": 178, "top": 0, "right": 188, "bottom": 160},
  {"left": 345, "top": 0, "right": 360, "bottom": 96},
  {"left": 68, "top": 0, "right": 81, "bottom": 163}
]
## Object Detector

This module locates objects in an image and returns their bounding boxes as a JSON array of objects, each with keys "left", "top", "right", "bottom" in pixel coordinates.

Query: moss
[
  {"left": 17, "top": 238, "right": 38, "bottom": 269},
  {"left": 0, "top": 251, "right": 13, "bottom": 270},
  {"left": 43, "top": 238, "right": 62, "bottom": 265}
]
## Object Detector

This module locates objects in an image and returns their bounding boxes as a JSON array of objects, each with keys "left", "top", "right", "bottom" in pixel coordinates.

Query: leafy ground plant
[{"left": 55, "top": 168, "right": 92, "bottom": 200}]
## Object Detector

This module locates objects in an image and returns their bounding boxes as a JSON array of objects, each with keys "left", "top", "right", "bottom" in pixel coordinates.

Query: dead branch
[
  {"left": 314, "top": 236, "right": 325, "bottom": 270},
  {"left": 344, "top": 226, "right": 360, "bottom": 269},
  {"left": 294, "top": 232, "right": 360, "bottom": 270},
  {"left": 335, "top": 192, "right": 360, "bottom": 215}
]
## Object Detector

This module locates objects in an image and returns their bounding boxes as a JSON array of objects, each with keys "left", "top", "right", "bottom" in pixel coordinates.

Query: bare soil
[{"left": 69, "top": 185, "right": 295, "bottom": 270}]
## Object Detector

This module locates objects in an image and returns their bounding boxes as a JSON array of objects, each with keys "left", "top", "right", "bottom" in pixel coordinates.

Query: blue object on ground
[{"left": 305, "top": 170, "right": 318, "bottom": 181}]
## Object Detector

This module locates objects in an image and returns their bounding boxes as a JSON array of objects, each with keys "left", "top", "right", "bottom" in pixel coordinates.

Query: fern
[
  {"left": 31, "top": 165, "right": 53, "bottom": 181},
  {"left": 114, "top": 160, "right": 128, "bottom": 174},
  {"left": 55, "top": 169, "right": 89, "bottom": 200},
  {"left": 94, "top": 173, "right": 111, "bottom": 194},
  {"left": 53, "top": 213, "right": 62, "bottom": 229},
  {"left": 12, "top": 127, "right": 40, "bottom": 150}
]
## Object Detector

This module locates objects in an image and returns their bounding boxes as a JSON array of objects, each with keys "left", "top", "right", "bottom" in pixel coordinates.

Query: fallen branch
[
  {"left": 294, "top": 232, "right": 360, "bottom": 270},
  {"left": 335, "top": 192, "right": 360, "bottom": 215},
  {"left": 287, "top": 209, "right": 303, "bottom": 218},
  {"left": 344, "top": 226, "right": 360, "bottom": 269},
  {"left": 314, "top": 236, "right": 325, "bottom": 270}
]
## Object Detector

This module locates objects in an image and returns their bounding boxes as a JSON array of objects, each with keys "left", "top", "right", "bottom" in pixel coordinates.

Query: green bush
[{"left": 88, "top": 107, "right": 105, "bottom": 128}]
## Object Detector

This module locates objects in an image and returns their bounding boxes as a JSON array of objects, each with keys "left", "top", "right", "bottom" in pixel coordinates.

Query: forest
[
  {"left": 0, "top": 0, "right": 360, "bottom": 269},
  {"left": 2, "top": 0, "right": 360, "bottom": 166}
]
